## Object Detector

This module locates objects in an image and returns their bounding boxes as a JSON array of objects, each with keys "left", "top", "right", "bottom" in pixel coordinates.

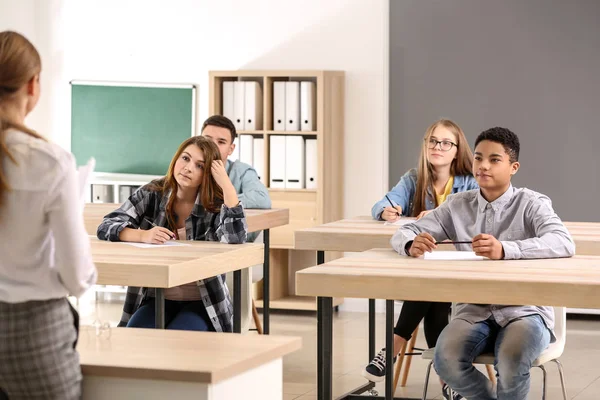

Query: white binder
[
  {"left": 273, "top": 82, "right": 286, "bottom": 131},
  {"left": 305, "top": 138, "right": 317, "bottom": 189},
  {"left": 253, "top": 137, "right": 265, "bottom": 183},
  {"left": 229, "top": 137, "right": 240, "bottom": 162},
  {"left": 222, "top": 81, "right": 235, "bottom": 122},
  {"left": 285, "top": 135, "right": 305, "bottom": 189},
  {"left": 269, "top": 136, "right": 286, "bottom": 188},
  {"left": 233, "top": 81, "right": 245, "bottom": 132},
  {"left": 300, "top": 81, "right": 316, "bottom": 131},
  {"left": 285, "top": 81, "right": 300, "bottom": 131},
  {"left": 244, "top": 81, "right": 263, "bottom": 130},
  {"left": 239, "top": 134, "right": 254, "bottom": 166}
]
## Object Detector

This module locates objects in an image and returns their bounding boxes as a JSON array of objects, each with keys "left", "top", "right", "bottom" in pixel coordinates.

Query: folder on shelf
[
  {"left": 285, "top": 135, "right": 305, "bottom": 189},
  {"left": 273, "top": 82, "right": 286, "bottom": 131},
  {"left": 222, "top": 81, "right": 235, "bottom": 122},
  {"left": 239, "top": 134, "right": 254, "bottom": 166},
  {"left": 305, "top": 138, "right": 317, "bottom": 189},
  {"left": 229, "top": 137, "right": 240, "bottom": 162},
  {"left": 300, "top": 81, "right": 316, "bottom": 131},
  {"left": 269, "top": 136, "right": 286, "bottom": 188},
  {"left": 233, "top": 81, "right": 245, "bottom": 131},
  {"left": 253, "top": 137, "right": 265, "bottom": 183},
  {"left": 244, "top": 81, "right": 263, "bottom": 130},
  {"left": 285, "top": 81, "right": 300, "bottom": 131}
]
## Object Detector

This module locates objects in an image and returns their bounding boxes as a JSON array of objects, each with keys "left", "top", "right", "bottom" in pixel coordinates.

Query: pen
[
  {"left": 144, "top": 218, "right": 175, "bottom": 239},
  {"left": 384, "top": 195, "right": 401, "bottom": 216},
  {"left": 435, "top": 241, "right": 472, "bottom": 245}
]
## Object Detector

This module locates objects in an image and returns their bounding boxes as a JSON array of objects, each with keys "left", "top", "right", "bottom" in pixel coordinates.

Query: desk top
[
  {"left": 294, "top": 216, "right": 600, "bottom": 255},
  {"left": 84, "top": 203, "right": 289, "bottom": 236},
  {"left": 91, "top": 237, "right": 263, "bottom": 287},
  {"left": 295, "top": 248, "right": 600, "bottom": 308},
  {"left": 78, "top": 328, "right": 301, "bottom": 384}
]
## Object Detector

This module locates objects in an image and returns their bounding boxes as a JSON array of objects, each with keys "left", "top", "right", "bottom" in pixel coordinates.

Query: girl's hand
[
  {"left": 140, "top": 227, "right": 175, "bottom": 244},
  {"left": 382, "top": 206, "right": 402, "bottom": 221},
  {"left": 211, "top": 160, "right": 233, "bottom": 190},
  {"left": 416, "top": 210, "right": 432, "bottom": 220}
]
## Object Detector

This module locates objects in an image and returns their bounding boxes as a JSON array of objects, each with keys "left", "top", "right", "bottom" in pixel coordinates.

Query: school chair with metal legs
[{"left": 420, "top": 307, "right": 568, "bottom": 400}]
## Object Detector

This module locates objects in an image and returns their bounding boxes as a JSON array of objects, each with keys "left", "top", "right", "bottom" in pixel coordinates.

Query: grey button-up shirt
[{"left": 390, "top": 185, "right": 575, "bottom": 337}]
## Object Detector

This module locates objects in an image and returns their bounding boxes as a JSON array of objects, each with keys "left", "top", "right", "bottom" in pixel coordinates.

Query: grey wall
[{"left": 390, "top": 0, "right": 600, "bottom": 221}]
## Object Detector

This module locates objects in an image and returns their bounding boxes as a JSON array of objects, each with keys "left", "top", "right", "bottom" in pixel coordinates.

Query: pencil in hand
[
  {"left": 384, "top": 195, "right": 401, "bottom": 216},
  {"left": 144, "top": 217, "right": 176, "bottom": 239},
  {"left": 435, "top": 241, "right": 472, "bottom": 245}
]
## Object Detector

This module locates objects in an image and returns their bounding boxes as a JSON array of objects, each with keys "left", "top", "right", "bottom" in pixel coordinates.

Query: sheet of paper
[
  {"left": 77, "top": 157, "right": 95, "bottom": 208},
  {"left": 384, "top": 219, "right": 414, "bottom": 226},
  {"left": 423, "top": 251, "right": 486, "bottom": 261},
  {"left": 122, "top": 241, "right": 191, "bottom": 249}
]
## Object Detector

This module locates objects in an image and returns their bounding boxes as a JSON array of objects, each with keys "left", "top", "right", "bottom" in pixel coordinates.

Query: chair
[
  {"left": 420, "top": 306, "right": 568, "bottom": 400},
  {"left": 391, "top": 302, "right": 495, "bottom": 392}
]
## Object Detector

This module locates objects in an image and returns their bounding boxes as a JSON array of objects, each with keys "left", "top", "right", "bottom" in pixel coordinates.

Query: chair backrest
[{"left": 553, "top": 306, "right": 567, "bottom": 351}]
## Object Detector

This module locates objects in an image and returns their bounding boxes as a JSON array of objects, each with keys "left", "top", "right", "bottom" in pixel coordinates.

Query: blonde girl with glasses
[{"left": 364, "top": 119, "right": 477, "bottom": 399}]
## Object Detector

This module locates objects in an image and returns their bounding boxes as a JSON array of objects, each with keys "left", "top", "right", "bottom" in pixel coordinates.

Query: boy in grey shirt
[{"left": 391, "top": 127, "right": 574, "bottom": 400}]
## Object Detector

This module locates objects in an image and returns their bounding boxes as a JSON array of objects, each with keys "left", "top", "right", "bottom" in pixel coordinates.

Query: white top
[{"left": 0, "top": 129, "right": 97, "bottom": 302}]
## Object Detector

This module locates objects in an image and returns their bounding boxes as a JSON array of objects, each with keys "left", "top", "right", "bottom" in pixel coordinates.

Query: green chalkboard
[{"left": 71, "top": 83, "right": 195, "bottom": 175}]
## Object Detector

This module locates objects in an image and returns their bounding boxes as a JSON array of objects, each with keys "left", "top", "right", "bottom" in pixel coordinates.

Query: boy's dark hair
[
  {"left": 474, "top": 127, "right": 520, "bottom": 163},
  {"left": 201, "top": 115, "right": 237, "bottom": 142}
]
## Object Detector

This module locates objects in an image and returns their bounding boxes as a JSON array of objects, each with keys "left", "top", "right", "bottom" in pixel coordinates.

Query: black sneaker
[
  {"left": 442, "top": 383, "right": 464, "bottom": 400},
  {"left": 361, "top": 348, "right": 397, "bottom": 382}
]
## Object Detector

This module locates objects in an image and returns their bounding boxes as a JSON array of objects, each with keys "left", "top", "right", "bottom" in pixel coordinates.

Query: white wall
[{"left": 1, "top": 0, "right": 389, "bottom": 312}]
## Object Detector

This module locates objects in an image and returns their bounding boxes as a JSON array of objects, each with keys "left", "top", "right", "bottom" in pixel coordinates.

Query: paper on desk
[
  {"left": 77, "top": 157, "right": 95, "bottom": 209},
  {"left": 122, "top": 241, "right": 192, "bottom": 249},
  {"left": 423, "top": 251, "right": 486, "bottom": 261},
  {"left": 384, "top": 219, "right": 414, "bottom": 226}
]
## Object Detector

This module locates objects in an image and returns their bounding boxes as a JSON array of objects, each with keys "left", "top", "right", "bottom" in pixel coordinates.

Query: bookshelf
[{"left": 209, "top": 70, "right": 345, "bottom": 311}]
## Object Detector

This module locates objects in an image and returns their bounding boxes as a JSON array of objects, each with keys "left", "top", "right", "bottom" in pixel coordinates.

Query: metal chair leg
[
  {"left": 553, "top": 359, "right": 568, "bottom": 400},
  {"left": 421, "top": 360, "right": 433, "bottom": 400},
  {"left": 538, "top": 364, "right": 547, "bottom": 400}
]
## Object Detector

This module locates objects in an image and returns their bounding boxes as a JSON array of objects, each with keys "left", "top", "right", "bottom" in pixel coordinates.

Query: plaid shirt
[{"left": 97, "top": 181, "right": 248, "bottom": 332}]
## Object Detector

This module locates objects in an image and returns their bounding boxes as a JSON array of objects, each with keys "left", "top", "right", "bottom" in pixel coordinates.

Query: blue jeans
[
  {"left": 127, "top": 299, "right": 213, "bottom": 331},
  {"left": 434, "top": 314, "right": 550, "bottom": 400}
]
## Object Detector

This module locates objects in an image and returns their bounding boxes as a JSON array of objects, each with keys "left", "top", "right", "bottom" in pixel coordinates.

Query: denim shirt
[
  {"left": 390, "top": 185, "right": 576, "bottom": 338},
  {"left": 371, "top": 169, "right": 479, "bottom": 220},
  {"left": 226, "top": 159, "right": 271, "bottom": 242}
]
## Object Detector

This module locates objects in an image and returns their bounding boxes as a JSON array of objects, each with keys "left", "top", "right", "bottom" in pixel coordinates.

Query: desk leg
[
  {"left": 263, "top": 229, "right": 270, "bottom": 335},
  {"left": 385, "top": 300, "right": 394, "bottom": 400},
  {"left": 369, "top": 299, "right": 376, "bottom": 360},
  {"left": 317, "top": 296, "right": 333, "bottom": 400},
  {"left": 233, "top": 269, "right": 242, "bottom": 333},
  {"left": 155, "top": 289, "right": 165, "bottom": 329}
]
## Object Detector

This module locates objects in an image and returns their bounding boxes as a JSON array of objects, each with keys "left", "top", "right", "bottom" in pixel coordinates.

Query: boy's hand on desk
[
  {"left": 472, "top": 234, "right": 504, "bottom": 260},
  {"left": 141, "top": 227, "right": 175, "bottom": 244},
  {"left": 382, "top": 206, "right": 402, "bottom": 221},
  {"left": 408, "top": 232, "right": 437, "bottom": 257}
]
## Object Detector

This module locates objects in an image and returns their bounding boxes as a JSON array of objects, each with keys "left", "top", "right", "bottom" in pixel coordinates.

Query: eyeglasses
[{"left": 426, "top": 138, "right": 457, "bottom": 152}]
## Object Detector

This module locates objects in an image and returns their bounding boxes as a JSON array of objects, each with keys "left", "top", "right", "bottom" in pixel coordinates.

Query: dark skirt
[{"left": 0, "top": 298, "right": 81, "bottom": 399}]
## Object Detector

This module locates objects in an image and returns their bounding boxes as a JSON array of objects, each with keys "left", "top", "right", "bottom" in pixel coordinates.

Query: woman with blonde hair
[
  {"left": 98, "top": 136, "right": 247, "bottom": 331},
  {"left": 0, "top": 31, "right": 97, "bottom": 399},
  {"left": 366, "top": 119, "right": 477, "bottom": 399}
]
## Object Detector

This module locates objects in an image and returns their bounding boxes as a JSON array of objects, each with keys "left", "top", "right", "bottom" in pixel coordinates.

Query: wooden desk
[
  {"left": 90, "top": 237, "right": 263, "bottom": 331},
  {"left": 78, "top": 327, "right": 301, "bottom": 400},
  {"left": 294, "top": 216, "right": 600, "bottom": 255},
  {"left": 296, "top": 249, "right": 600, "bottom": 400},
  {"left": 86, "top": 204, "right": 289, "bottom": 334}
]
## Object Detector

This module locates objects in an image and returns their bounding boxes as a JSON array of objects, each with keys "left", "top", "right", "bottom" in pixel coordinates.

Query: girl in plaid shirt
[{"left": 97, "top": 136, "right": 247, "bottom": 332}]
